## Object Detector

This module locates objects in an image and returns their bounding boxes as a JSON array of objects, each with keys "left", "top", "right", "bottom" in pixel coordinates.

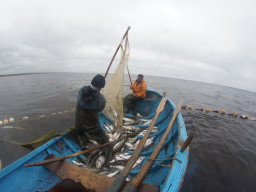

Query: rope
[
  {"left": 147, "top": 157, "right": 182, "bottom": 168},
  {"left": 0, "top": 108, "right": 76, "bottom": 127},
  {"left": 148, "top": 157, "right": 182, "bottom": 163},
  {"left": 181, "top": 105, "right": 255, "bottom": 121}
]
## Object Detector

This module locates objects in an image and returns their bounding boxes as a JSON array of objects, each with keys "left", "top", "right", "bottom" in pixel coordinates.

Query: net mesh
[{"left": 103, "top": 37, "right": 130, "bottom": 130}]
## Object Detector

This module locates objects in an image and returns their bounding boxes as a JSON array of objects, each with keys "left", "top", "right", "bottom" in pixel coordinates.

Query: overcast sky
[{"left": 0, "top": 0, "right": 256, "bottom": 92}]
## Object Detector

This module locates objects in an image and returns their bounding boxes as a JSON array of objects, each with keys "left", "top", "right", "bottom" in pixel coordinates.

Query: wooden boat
[{"left": 0, "top": 88, "right": 189, "bottom": 192}]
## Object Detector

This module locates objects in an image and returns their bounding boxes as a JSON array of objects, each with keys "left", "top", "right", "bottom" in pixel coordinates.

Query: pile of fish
[{"left": 72, "top": 115, "right": 159, "bottom": 179}]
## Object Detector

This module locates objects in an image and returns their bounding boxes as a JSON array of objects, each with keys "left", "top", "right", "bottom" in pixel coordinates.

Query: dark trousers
[
  {"left": 75, "top": 104, "right": 108, "bottom": 146},
  {"left": 123, "top": 94, "right": 143, "bottom": 114}
]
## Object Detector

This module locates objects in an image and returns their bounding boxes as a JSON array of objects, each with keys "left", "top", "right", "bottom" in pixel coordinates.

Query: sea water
[{"left": 0, "top": 73, "right": 255, "bottom": 192}]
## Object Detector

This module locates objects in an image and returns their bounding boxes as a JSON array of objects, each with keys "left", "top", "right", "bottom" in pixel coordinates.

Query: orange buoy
[
  {"left": 220, "top": 109, "right": 226, "bottom": 114},
  {"left": 23, "top": 116, "right": 29, "bottom": 120},
  {"left": 234, "top": 113, "right": 238, "bottom": 117},
  {"left": 187, "top": 106, "right": 192, "bottom": 110},
  {"left": 4, "top": 119, "right": 8, "bottom": 124},
  {"left": 205, "top": 108, "right": 210, "bottom": 112},
  {"left": 240, "top": 115, "right": 249, "bottom": 119}
]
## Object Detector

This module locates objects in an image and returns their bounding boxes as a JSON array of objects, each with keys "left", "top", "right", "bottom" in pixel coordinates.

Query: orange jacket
[{"left": 130, "top": 79, "right": 147, "bottom": 98}]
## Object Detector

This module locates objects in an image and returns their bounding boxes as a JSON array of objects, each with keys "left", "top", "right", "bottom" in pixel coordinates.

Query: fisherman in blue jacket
[{"left": 75, "top": 74, "right": 111, "bottom": 160}]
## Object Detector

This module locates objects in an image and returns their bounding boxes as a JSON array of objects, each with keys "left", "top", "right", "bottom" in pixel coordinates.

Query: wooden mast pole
[{"left": 104, "top": 26, "right": 131, "bottom": 78}]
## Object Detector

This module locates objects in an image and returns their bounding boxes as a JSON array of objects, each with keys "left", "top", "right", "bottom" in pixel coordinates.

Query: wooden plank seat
[{"left": 44, "top": 154, "right": 159, "bottom": 192}]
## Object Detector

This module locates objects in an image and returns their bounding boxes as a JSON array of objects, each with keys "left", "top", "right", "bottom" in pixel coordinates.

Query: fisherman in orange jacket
[{"left": 124, "top": 74, "right": 147, "bottom": 115}]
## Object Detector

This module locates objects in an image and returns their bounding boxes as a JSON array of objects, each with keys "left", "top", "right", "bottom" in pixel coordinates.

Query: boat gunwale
[
  {"left": 0, "top": 135, "right": 65, "bottom": 178},
  {"left": 162, "top": 99, "right": 189, "bottom": 191}
]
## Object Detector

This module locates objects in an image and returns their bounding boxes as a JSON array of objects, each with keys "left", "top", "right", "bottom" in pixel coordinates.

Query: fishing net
[
  {"left": 6, "top": 127, "right": 74, "bottom": 150},
  {"left": 6, "top": 130, "right": 62, "bottom": 150},
  {"left": 103, "top": 36, "right": 130, "bottom": 130}
]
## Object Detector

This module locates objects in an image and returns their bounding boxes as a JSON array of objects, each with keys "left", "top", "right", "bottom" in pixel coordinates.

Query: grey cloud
[{"left": 0, "top": 0, "right": 256, "bottom": 92}]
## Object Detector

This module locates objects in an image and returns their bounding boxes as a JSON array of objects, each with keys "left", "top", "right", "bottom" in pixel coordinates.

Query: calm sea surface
[{"left": 0, "top": 73, "right": 256, "bottom": 192}]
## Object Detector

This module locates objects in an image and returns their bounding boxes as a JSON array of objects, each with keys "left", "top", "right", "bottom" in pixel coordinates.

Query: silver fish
[
  {"left": 72, "top": 160, "right": 87, "bottom": 168},
  {"left": 126, "top": 177, "right": 131, "bottom": 181},
  {"left": 120, "top": 147, "right": 126, "bottom": 153},
  {"left": 107, "top": 170, "right": 120, "bottom": 177},
  {"left": 122, "top": 125, "right": 133, "bottom": 131},
  {"left": 125, "top": 142, "right": 136, "bottom": 150},
  {"left": 106, "top": 133, "right": 113, "bottom": 142},
  {"left": 138, "top": 130, "right": 147, "bottom": 137},
  {"left": 124, "top": 130, "right": 131, "bottom": 134},
  {"left": 95, "top": 155, "right": 106, "bottom": 169},
  {"left": 72, "top": 160, "right": 101, "bottom": 172},
  {"left": 151, "top": 126, "right": 159, "bottom": 133},
  {"left": 132, "top": 156, "right": 145, "bottom": 169},
  {"left": 110, "top": 123, "right": 115, "bottom": 131},
  {"left": 122, "top": 125, "right": 140, "bottom": 131},
  {"left": 142, "top": 120, "right": 152, "bottom": 125},
  {"left": 113, "top": 132, "right": 118, "bottom": 140},
  {"left": 143, "top": 137, "right": 155, "bottom": 150},
  {"left": 133, "top": 140, "right": 140, "bottom": 149},
  {"left": 108, "top": 137, "right": 114, "bottom": 142},
  {"left": 110, "top": 165, "right": 124, "bottom": 170},
  {"left": 107, "top": 133, "right": 115, "bottom": 141},
  {"left": 123, "top": 117, "right": 138, "bottom": 125},
  {"left": 111, "top": 105, "right": 118, "bottom": 117},
  {"left": 105, "top": 123, "right": 115, "bottom": 132},
  {"left": 115, "top": 153, "right": 131, "bottom": 161},
  {"left": 117, "top": 152, "right": 130, "bottom": 156},
  {"left": 123, "top": 117, "right": 134, "bottom": 122},
  {"left": 88, "top": 140, "right": 99, "bottom": 145},
  {"left": 113, "top": 139, "right": 126, "bottom": 152},
  {"left": 98, "top": 170, "right": 111, "bottom": 175},
  {"left": 123, "top": 121, "right": 133, "bottom": 126},
  {"left": 109, "top": 159, "right": 116, "bottom": 164},
  {"left": 104, "top": 124, "right": 112, "bottom": 132},
  {"left": 140, "top": 119, "right": 151, "bottom": 122},
  {"left": 136, "top": 113, "right": 143, "bottom": 118},
  {"left": 115, "top": 133, "right": 121, "bottom": 140},
  {"left": 127, "top": 136, "right": 138, "bottom": 144}
]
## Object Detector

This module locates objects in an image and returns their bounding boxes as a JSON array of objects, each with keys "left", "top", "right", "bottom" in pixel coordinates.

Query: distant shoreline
[
  {"left": 0, "top": 72, "right": 97, "bottom": 78},
  {"left": 0, "top": 72, "right": 49, "bottom": 77}
]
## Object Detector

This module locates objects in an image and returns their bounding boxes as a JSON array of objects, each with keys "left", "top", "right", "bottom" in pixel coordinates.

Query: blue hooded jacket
[{"left": 77, "top": 85, "right": 106, "bottom": 111}]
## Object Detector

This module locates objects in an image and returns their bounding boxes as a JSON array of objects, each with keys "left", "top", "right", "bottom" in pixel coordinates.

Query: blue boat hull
[{"left": 0, "top": 88, "right": 188, "bottom": 192}]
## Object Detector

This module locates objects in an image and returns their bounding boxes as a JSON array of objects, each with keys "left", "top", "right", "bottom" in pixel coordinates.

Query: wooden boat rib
[{"left": 0, "top": 88, "right": 189, "bottom": 192}]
